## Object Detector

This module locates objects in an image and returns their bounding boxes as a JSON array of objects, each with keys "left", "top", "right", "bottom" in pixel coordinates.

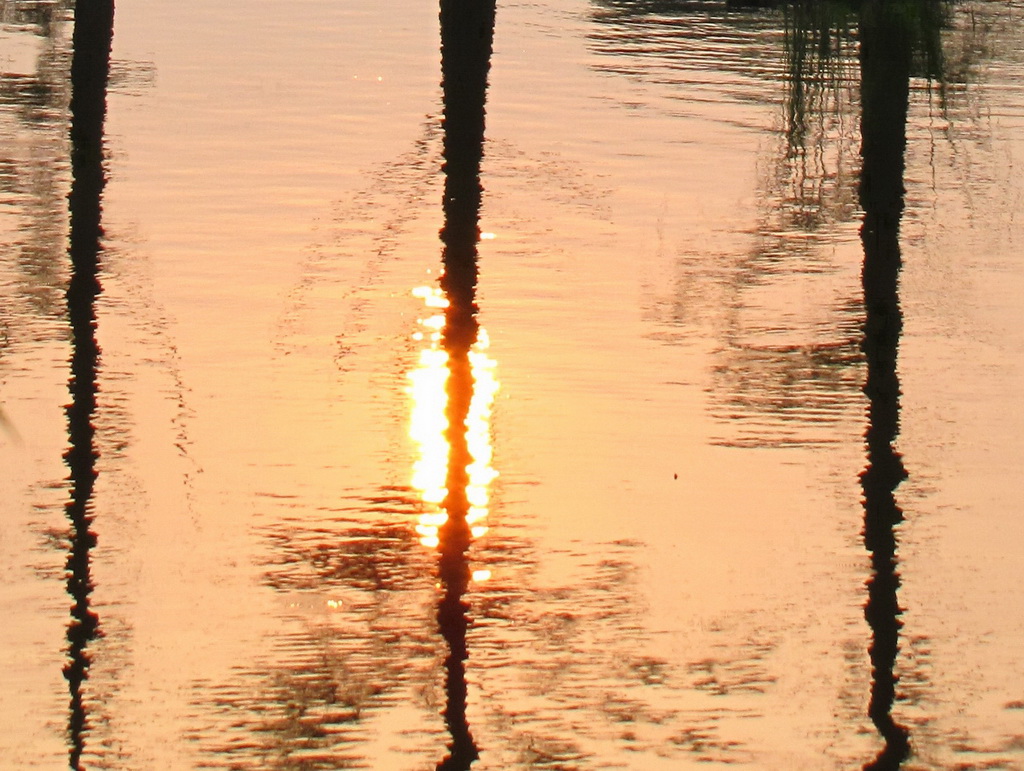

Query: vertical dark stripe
[
  {"left": 858, "top": 1, "right": 911, "bottom": 768},
  {"left": 65, "top": 1, "right": 114, "bottom": 768},
  {"left": 436, "top": 0, "right": 496, "bottom": 768}
]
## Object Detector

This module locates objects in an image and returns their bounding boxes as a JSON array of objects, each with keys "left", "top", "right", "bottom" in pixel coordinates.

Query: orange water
[{"left": 1, "top": 1, "right": 1023, "bottom": 768}]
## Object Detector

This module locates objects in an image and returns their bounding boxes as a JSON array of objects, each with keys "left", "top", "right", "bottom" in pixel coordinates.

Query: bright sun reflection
[{"left": 408, "top": 285, "right": 498, "bottom": 551}]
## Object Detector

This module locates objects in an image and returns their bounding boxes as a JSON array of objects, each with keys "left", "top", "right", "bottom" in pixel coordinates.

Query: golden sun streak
[{"left": 408, "top": 286, "right": 498, "bottom": 550}]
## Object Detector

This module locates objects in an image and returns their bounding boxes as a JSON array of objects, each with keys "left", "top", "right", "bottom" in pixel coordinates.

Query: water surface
[{"left": 1, "top": 0, "right": 1023, "bottom": 768}]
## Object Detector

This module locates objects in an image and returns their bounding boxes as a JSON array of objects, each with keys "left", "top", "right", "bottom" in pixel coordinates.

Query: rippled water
[{"left": 2, "top": 0, "right": 1023, "bottom": 768}]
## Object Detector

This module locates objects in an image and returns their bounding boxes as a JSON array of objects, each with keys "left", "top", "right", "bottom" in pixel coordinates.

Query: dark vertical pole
[
  {"left": 436, "top": 0, "right": 495, "bottom": 768},
  {"left": 858, "top": 1, "right": 911, "bottom": 768},
  {"left": 65, "top": 1, "right": 114, "bottom": 768}
]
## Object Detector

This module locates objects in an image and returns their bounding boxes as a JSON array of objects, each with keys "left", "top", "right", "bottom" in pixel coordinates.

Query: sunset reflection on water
[
  {"left": 408, "top": 284, "right": 498, "bottom": 553},
  {"left": 3, "top": 0, "right": 1024, "bottom": 766}
]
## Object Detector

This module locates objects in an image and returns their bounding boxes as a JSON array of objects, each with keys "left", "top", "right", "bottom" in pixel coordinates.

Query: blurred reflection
[
  {"left": 595, "top": 2, "right": 970, "bottom": 452},
  {"left": 710, "top": 1, "right": 863, "bottom": 448},
  {"left": 781, "top": 1, "right": 858, "bottom": 156},
  {"left": 857, "top": 2, "right": 913, "bottom": 767},
  {"left": 587, "top": 0, "right": 869, "bottom": 446},
  {"left": 430, "top": 0, "right": 497, "bottom": 766},
  {"left": 588, "top": 1, "right": 979, "bottom": 764},
  {"left": 464, "top": 530, "right": 800, "bottom": 765},
  {"left": 0, "top": 1, "right": 74, "bottom": 336},
  {"left": 712, "top": 0, "right": 974, "bottom": 451},
  {"left": 221, "top": 500, "right": 439, "bottom": 770},
  {"left": 588, "top": 0, "right": 786, "bottom": 115},
  {"left": 63, "top": 0, "right": 114, "bottom": 767}
]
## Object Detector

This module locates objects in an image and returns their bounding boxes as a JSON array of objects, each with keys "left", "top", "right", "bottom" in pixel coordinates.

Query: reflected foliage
[
  {"left": 709, "top": 333, "right": 863, "bottom": 447},
  {"left": 589, "top": 0, "right": 970, "bottom": 765},
  {"left": 600, "top": 0, "right": 963, "bottom": 449},
  {"left": 464, "top": 534, "right": 785, "bottom": 766},
  {"left": 715, "top": 0, "right": 952, "bottom": 449},
  {"left": 588, "top": 0, "right": 787, "bottom": 102},
  {"left": 264, "top": 507, "right": 430, "bottom": 595},
  {"left": 708, "top": 0, "right": 862, "bottom": 447},
  {"left": 781, "top": 0, "right": 859, "bottom": 156},
  {"left": 0, "top": 1, "right": 73, "bottom": 334},
  {"left": 199, "top": 498, "right": 441, "bottom": 770}
]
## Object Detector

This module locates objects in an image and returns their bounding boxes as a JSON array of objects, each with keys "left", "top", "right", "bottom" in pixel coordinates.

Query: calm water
[{"left": 2, "top": 0, "right": 1023, "bottom": 769}]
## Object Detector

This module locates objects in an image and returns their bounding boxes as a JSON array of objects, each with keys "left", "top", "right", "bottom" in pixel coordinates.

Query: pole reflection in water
[
  {"left": 408, "top": 284, "right": 498, "bottom": 770},
  {"left": 64, "top": 0, "right": 114, "bottom": 768},
  {"left": 858, "top": 0, "right": 912, "bottom": 768},
  {"left": 408, "top": 0, "right": 498, "bottom": 768}
]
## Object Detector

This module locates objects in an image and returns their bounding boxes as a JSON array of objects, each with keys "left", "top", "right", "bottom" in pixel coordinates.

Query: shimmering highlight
[{"left": 408, "top": 286, "right": 498, "bottom": 550}]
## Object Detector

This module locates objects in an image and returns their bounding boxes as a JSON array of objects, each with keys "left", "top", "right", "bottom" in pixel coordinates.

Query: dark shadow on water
[
  {"left": 858, "top": 0, "right": 915, "bottom": 767},
  {"left": 64, "top": 0, "right": 114, "bottom": 767},
  {"left": 435, "top": 0, "right": 496, "bottom": 768}
]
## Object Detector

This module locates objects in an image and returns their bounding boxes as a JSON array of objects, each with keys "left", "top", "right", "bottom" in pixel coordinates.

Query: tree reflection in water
[
  {"left": 191, "top": 0, "right": 499, "bottom": 767},
  {"left": 64, "top": 0, "right": 114, "bottom": 767},
  {"left": 232, "top": 2, "right": 983, "bottom": 767},
  {"left": 856, "top": 1, "right": 958, "bottom": 766},
  {"left": 588, "top": 0, "right": 867, "bottom": 447},
  {"left": 433, "top": 0, "right": 497, "bottom": 766},
  {"left": 587, "top": 0, "right": 962, "bottom": 454},
  {"left": 199, "top": 497, "right": 439, "bottom": 770},
  {"left": 858, "top": 2, "right": 914, "bottom": 767},
  {"left": 588, "top": 0, "right": 969, "bottom": 767},
  {"left": 1, "top": 0, "right": 75, "bottom": 335},
  {"left": 713, "top": 1, "right": 864, "bottom": 449}
]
